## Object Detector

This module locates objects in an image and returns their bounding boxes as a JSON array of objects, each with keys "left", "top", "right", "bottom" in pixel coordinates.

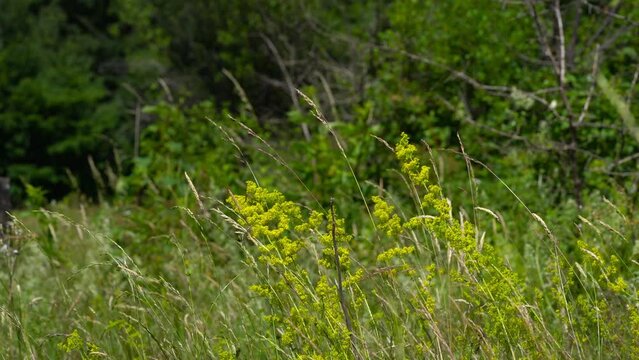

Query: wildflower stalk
[{"left": 330, "top": 198, "right": 359, "bottom": 359}]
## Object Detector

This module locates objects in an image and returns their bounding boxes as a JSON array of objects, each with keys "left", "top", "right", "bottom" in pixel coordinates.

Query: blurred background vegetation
[{"left": 2, "top": 0, "right": 637, "bottom": 208}]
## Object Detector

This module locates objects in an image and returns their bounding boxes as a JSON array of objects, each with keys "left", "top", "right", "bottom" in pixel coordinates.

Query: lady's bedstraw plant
[
  {"left": 227, "top": 182, "right": 361, "bottom": 359},
  {"left": 373, "top": 133, "right": 543, "bottom": 356},
  {"left": 222, "top": 134, "right": 639, "bottom": 358},
  {"left": 571, "top": 237, "right": 638, "bottom": 355}
]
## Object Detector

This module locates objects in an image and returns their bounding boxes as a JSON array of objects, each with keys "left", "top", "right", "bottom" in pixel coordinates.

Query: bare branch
[
  {"left": 554, "top": 0, "right": 567, "bottom": 85},
  {"left": 626, "top": 64, "right": 639, "bottom": 106},
  {"left": 581, "top": 0, "right": 639, "bottom": 25},
  {"left": 577, "top": 45, "right": 601, "bottom": 125},
  {"left": 525, "top": 0, "right": 560, "bottom": 78},
  {"left": 261, "top": 34, "right": 300, "bottom": 110}
]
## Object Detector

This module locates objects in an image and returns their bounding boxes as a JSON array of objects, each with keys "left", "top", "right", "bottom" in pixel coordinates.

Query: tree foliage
[{"left": 1, "top": 0, "right": 638, "bottom": 206}]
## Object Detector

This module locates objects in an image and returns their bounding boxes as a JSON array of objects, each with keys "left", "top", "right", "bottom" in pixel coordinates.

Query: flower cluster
[
  {"left": 57, "top": 329, "right": 101, "bottom": 359},
  {"left": 391, "top": 133, "right": 532, "bottom": 352},
  {"left": 395, "top": 133, "right": 430, "bottom": 187},
  {"left": 577, "top": 239, "right": 628, "bottom": 294},
  {"left": 227, "top": 181, "right": 359, "bottom": 358},
  {"left": 371, "top": 196, "right": 402, "bottom": 237},
  {"left": 227, "top": 181, "right": 310, "bottom": 266}
]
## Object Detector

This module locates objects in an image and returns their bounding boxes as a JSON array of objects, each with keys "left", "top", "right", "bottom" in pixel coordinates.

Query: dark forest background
[{"left": 2, "top": 0, "right": 638, "bottom": 208}]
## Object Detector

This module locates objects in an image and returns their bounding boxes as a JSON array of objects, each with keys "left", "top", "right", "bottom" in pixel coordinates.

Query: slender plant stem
[{"left": 330, "top": 198, "right": 360, "bottom": 359}]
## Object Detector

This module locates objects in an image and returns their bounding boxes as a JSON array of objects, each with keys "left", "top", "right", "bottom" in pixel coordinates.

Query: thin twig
[
  {"left": 554, "top": 0, "right": 567, "bottom": 85},
  {"left": 222, "top": 69, "right": 257, "bottom": 119},
  {"left": 577, "top": 45, "right": 601, "bottom": 125},
  {"left": 626, "top": 63, "right": 639, "bottom": 106},
  {"left": 525, "top": 0, "right": 560, "bottom": 79},
  {"left": 261, "top": 34, "right": 300, "bottom": 110}
]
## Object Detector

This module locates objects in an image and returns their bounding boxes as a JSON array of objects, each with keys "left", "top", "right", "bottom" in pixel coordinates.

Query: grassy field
[{"left": 2, "top": 130, "right": 638, "bottom": 359}]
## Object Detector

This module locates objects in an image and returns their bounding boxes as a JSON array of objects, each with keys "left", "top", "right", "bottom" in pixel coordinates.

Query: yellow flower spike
[
  {"left": 376, "top": 246, "right": 415, "bottom": 263},
  {"left": 395, "top": 132, "right": 431, "bottom": 187},
  {"left": 372, "top": 196, "right": 403, "bottom": 237}
]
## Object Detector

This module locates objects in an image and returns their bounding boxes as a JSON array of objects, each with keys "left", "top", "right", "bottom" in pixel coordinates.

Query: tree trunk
[{"left": 0, "top": 177, "right": 11, "bottom": 232}]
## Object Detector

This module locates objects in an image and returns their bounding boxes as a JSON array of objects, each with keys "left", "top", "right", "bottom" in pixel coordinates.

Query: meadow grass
[{"left": 1, "top": 130, "right": 638, "bottom": 359}]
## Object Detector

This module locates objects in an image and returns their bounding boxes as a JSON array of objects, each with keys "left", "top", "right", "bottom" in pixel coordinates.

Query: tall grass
[{"left": 1, "top": 128, "right": 638, "bottom": 359}]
